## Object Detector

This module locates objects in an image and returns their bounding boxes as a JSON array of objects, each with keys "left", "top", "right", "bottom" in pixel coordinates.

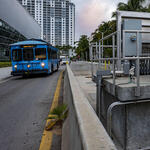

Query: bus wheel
[
  {"left": 23, "top": 74, "right": 27, "bottom": 78},
  {"left": 47, "top": 70, "right": 51, "bottom": 75}
]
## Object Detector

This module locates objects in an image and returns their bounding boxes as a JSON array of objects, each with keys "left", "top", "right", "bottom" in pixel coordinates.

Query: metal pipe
[
  {"left": 92, "top": 57, "right": 150, "bottom": 61},
  {"left": 123, "top": 57, "right": 150, "bottom": 60},
  {"left": 99, "top": 31, "right": 118, "bottom": 42},
  {"left": 91, "top": 45, "right": 118, "bottom": 48},
  {"left": 124, "top": 30, "right": 150, "bottom": 33},
  {"left": 107, "top": 99, "right": 150, "bottom": 137}
]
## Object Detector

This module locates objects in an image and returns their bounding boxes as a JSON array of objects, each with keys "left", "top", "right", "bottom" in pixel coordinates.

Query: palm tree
[
  {"left": 75, "top": 35, "right": 89, "bottom": 60},
  {"left": 112, "top": 0, "right": 146, "bottom": 17},
  {"left": 91, "top": 20, "right": 116, "bottom": 42},
  {"left": 91, "top": 0, "right": 148, "bottom": 58},
  {"left": 56, "top": 45, "right": 72, "bottom": 56}
]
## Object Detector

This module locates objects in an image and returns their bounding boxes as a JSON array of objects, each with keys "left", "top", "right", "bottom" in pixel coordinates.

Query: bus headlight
[
  {"left": 27, "top": 64, "right": 31, "bottom": 68},
  {"left": 41, "top": 62, "right": 45, "bottom": 68},
  {"left": 14, "top": 65, "right": 17, "bottom": 69}
]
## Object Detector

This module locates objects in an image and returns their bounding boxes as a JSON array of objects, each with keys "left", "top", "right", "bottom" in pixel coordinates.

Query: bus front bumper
[{"left": 11, "top": 69, "right": 49, "bottom": 76}]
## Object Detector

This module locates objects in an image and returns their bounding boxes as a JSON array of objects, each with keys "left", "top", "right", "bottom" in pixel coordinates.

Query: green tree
[
  {"left": 76, "top": 35, "right": 89, "bottom": 60},
  {"left": 112, "top": 0, "right": 146, "bottom": 17},
  {"left": 56, "top": 45, "right": 72, "bottom": 56},
  {"left": 90, "top": 0, "right": 150, "bottom": 58},
  {"left": 91, "top": 20, "right": 116, "bottom": 42},
  {"left": 90, "top": 20, "right": 116, "bottom": 58}
]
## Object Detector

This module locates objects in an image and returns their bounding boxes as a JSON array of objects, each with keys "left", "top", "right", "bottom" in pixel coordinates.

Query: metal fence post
[
  {"left": 112, "top": 35, "right": 116, "bottom": 95},
  {"left": 135, "top": 32, "right": 140, "bottom": 97},
  {"left": 91, "top": 45, "right": 94, "bottom": 78},
  {"left": 96, "top": 72, "right": 102, "bottom": 117},
  {"left": 102, "top": 33, "right": 104, "bottom": 59},
  {"left": 117, "top": 30, "right": 121, "bottom": 70},
  {"left": 123, "top": 30, "right": 125, "bottom": 58},
  {"left": 99, "top": 40, "right": 101, "bottom": 69},
  {"left": 96, "top": 42, "right": 98, "bottom": 60}
]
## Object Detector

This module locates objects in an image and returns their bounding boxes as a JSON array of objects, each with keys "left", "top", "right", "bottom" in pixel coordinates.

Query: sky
[{"left": 71, "top": 0, "right": 127, "bottom": 41}]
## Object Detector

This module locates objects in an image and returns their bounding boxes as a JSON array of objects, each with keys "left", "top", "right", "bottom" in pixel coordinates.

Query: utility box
[{"left": 123, "top": 19, "right": 142, "bottom": 56}]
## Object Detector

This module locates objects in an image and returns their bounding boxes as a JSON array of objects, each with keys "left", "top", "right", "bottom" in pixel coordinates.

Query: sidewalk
[
  {"left": 76, "top": 76, "right": 96, "bottom": 111},
  {"left": 0, "top": 67, "right": 12, "bottom": 81}
]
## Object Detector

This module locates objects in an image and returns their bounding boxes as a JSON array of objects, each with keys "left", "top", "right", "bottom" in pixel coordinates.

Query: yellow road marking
[{"left": 39, "top": 71, "right": 63, "bottom": 150}]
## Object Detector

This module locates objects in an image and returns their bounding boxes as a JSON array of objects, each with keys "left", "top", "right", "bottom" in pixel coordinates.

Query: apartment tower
[{"left": 18, "top": 0, "right": 75, "bottom": 47}]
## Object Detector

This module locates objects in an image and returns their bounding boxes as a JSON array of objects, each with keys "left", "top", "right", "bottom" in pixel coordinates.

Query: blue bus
[{"left": 10, "top": 39, "right": 59, "bottom": 76}]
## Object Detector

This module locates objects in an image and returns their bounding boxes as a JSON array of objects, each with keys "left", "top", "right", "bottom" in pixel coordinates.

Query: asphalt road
[{"left": 0, "top": 68, "right": 63, "bottom": 150}]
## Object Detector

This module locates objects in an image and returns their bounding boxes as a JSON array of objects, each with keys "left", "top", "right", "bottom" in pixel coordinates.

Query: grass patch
[
  {"left": 0, "top": 62, "right": 12, "bottom": 68},
  {"left": 45, "top": 104, "right": 68, "bottom": 131}
]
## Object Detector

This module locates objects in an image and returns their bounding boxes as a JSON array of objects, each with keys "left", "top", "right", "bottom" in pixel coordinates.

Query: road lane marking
[{"left": 39, "top": 71, "right": 63, "bottom": 150}]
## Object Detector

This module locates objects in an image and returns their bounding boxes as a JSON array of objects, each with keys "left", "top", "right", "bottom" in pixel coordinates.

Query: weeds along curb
[{"left": 39, "top": 71, "right": 64, "bottom": 150}]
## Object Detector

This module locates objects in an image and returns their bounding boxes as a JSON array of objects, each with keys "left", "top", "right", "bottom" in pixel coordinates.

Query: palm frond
[{"left": 50, "top": 104, "right": 68, "bottom": 118}]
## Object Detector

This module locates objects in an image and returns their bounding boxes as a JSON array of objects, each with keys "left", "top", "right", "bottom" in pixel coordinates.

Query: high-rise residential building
[{"left": 18, "top": 0, "right": 75, "bottom": 48}]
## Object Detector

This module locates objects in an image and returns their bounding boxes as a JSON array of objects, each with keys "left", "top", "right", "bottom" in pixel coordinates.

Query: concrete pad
[
  {"left": 103, "top": 75, "right": 150, "bottom": 101},
  {"left": 76, "top": 76, "right": 96, "bottom": 111},
  {"left": 70, "top": 61, "right": 97, "bottom": 111}
]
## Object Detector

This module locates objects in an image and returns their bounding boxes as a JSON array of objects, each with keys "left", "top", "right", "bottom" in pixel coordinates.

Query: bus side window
[
  {"left": 53, "top": 51, "right": 55, "bottom": 59},
  {"left": 52, "top": 50, "right": 54, "bottom": 59},
  {"left": 51, "top": 50, "right": 53, "bottom": 59},
  {"left": 48, "top": 48, "right": 51, "bottom": 59},
  {"left": 57, "top": 52, "right": 59, "bottom": 59},
  {"left": 54, "top": 51, "right": 57, "bottom": 59}
]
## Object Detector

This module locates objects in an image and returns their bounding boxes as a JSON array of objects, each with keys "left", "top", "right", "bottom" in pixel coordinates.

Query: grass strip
[{"left": 0, "top": 62, "right": 12, "bottom": 68}]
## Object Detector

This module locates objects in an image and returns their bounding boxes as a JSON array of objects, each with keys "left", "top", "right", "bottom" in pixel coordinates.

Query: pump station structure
[{"left": 90, "top": 11, "right": 150, "bottom": 150}]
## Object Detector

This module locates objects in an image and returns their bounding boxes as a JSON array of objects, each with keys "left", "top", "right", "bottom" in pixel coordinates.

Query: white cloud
[{"left": 71, "top": 0, "right": 128, "bottom": 40}]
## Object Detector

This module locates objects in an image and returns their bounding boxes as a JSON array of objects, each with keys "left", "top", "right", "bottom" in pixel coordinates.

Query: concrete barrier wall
[{"left": 61, "top": 65, "right": 117, "bottom": 150}]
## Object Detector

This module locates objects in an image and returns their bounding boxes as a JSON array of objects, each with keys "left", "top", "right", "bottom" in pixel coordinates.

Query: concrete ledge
[
  {"left": 62, "top": 65, "right": 117, "bottom": 150},
  {"left": 103, "top": 76, "right": 150, "bottom": 101}
]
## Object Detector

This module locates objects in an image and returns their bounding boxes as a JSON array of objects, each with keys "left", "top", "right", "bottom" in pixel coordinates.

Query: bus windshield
[
  {"left": 35, "top": 48, "right": 46, "bottom": 60},
  {"left": 23, "top": 48, "right": 34, "bottom": 61},
  {"left": 12, "top": 49, "right": 22, "bottom": 61}
]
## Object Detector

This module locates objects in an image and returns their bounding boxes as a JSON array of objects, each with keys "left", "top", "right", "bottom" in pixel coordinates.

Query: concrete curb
[
  {"left": 0, "top": 67, "right": 12, "bottom": 82},
  {"left": 0, "top": 75, "right": 12, "bottom": 80},
  {"left": 39, "top": 71, "right": 63, "bottom": 150},
  {"left": 62, "top": 65, "right": 117, "bottom": 150},
  {"left": 0, "top": 76, "right": 12, "bottom": 84}
]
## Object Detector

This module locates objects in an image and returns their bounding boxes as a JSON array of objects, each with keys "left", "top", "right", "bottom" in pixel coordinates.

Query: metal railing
[{"left": 90, "top": 30, "right": 150, "bottom": 97}]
